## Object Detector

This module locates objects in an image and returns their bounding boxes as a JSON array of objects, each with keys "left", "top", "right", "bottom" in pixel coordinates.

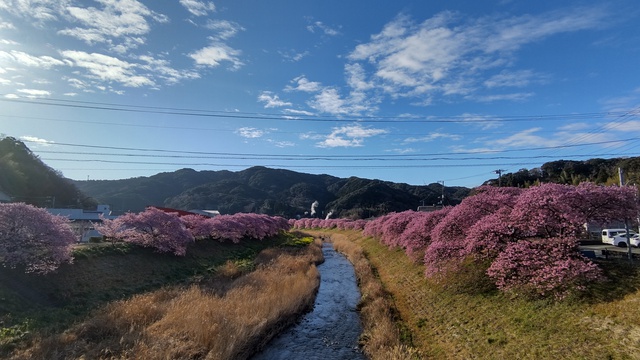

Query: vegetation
[
  {"left": 74, "top": 165, "right": 469, "bottom": 218},
  {"left": 328, "top": 231, "right": 422, "bottom": 360},
  {"left": 295, "top": 183, "right": 639, "bottom": 299},
  {"left": 485, "top": 157, "right": 640, "bottom": 187},
  {"left": 0, "top": 136, "right": 96, "bottom": 208},
  {"left": 0, "top": 203, "right": 76, "bottom": 273},
  {"left": 8, "top": 237, "right": 323, "bottom": 360},
  {"left": 0, "top": 232, "right": 321, "bottom": 358}
]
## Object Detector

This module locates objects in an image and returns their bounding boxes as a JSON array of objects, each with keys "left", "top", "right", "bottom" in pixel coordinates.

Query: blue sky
[{"left": 1, "top": 0, "right": 640, "bottom": 188}]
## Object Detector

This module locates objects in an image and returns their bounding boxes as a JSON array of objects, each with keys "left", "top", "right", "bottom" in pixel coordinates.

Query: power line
[
  {"left": 23, "top": 137, "right": 640, "bottom": 157},
  {"left": 41, "top": 157, "right": 547, "bottom": 168},
  {"left": 0, "top": 96, "right": 632, "bottom": 123},
  {"left": 32, "top": 149, "right": 637, "bottom": 162}
]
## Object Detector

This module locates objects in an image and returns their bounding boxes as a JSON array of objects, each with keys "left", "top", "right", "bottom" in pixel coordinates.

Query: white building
[{"left": 47, "top": 205, "right": 117, "bottom": 242}]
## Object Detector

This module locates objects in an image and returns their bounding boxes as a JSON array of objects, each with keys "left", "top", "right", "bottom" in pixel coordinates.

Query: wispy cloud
[
  {"left": 403, "top": 132, "right": 462, "bottom": 144},
  {"left": 204, "top": 19, "right": 244, "bottom": 40},
  {"left": 58, "top": 0, "right": 168, "bottom": 53},
  {"left": 0, "top": 50, "right": 66, "bottom": 69},
  {"left": 316, "top": 124, "right": 388, "bottom": 148},
  {"left": 189, "top": 43, "right": 244, "bottom": 70},
  {"left": 268, "top": 139, "right": 296, "bottom": 148},
  {"left": 484, "top": 69, "right": 548, "bottom": 88},
  {"left": 16, "top": 88, "right": 51, "bottom": 98},
  {"left": 346, "top": 7, "right": 607, "bottom": 104},
  {"left": 61, "top": 50, "right": 154, "bottom": 87},
  {"left": 236, "top": 127, "right": 266, "bottom": 139},
  {"left": 258, "top": 91, "right": 292, "bottom": 108},
  {"left": 306, "top": 21, "right": 340, "bottom": 36},
  {"left": 180, "top": 0, "right": 216, "bottom": 16},
  {"left": 20, "top": 135, "right": 54, "bottom": 145},
  {"left": 285, "top": 76, "right": 322, "bottom": 92}
]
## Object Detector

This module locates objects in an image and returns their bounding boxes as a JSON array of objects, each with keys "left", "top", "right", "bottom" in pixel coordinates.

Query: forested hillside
[
  {"left": 484, "top": 158, "right": 640, "bottom": 187},
  {"left": 0, "top": 136, "right": 96, "bottom": 208},
  {"left": 76, "top": 166, "right": 470, "bottom": 218}
]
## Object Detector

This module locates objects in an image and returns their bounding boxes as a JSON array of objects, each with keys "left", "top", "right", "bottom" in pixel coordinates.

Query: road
[{"left": 579, "top": 243, "right": 640, "bottom": 259}]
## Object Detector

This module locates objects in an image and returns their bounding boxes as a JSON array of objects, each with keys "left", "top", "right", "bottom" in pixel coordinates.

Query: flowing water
[{"left": 252, "top": 242, "right": 365, "bottom": 360}]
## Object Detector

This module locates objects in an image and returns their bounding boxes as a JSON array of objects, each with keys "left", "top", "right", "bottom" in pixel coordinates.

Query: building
[{"left": 47, "top": 205, "right": 117, "bottom": 242}]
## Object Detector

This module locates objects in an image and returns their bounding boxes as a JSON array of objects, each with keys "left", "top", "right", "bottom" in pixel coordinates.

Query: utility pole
[
  {"left": 437, "top": 180, "right": 445, "bottom": 207},
  {"left": 494, "top": 169, "right": 505, "bottom": 187},
  {"left": 619, "top": 168, "right": 633, "bottom": 262}
]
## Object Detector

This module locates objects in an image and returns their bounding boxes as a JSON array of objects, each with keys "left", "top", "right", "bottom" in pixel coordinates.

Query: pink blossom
[{"left": 0, "top": 203, "right": 75, "bottom": 273}]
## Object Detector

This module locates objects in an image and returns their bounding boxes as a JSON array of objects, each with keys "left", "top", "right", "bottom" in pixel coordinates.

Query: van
[{"left": 602, "top": 228, "right": 636, "bottom": 244}]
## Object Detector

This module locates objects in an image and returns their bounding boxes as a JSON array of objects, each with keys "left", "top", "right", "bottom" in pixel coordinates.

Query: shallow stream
[{"left": 251, "top": 242, "right": 365, "bottom": 360}]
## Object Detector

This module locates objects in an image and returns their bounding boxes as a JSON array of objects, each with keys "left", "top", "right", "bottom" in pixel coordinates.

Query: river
[{"left": 251, "top": 242, "right": 366, "bottom": 360}]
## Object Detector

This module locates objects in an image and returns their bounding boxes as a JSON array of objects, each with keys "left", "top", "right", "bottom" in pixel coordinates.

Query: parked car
[
  {"left": 611, "top": 233, "right": 640, "bottom": 248},
  {"left": 601, "top": 228, "right": 630, "bottom": 244}
]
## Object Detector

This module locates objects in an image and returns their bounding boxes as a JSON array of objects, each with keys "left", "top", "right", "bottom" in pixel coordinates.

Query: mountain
[
  {"left": 483, "top": 158, "right": 640, "bottom": 187},
  {"left": 0, "top": 137, "right": 97, "bottom": 208},
  {"left": 75, "top": 166, "right": 470, "bottom": 218}
]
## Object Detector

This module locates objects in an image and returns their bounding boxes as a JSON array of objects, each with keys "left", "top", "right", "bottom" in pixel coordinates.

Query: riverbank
[
  {"left": 5, "top": 236, "right": 324, "bottom": 359},
  {"left": 317, "top": 229, "right": 640, "bottom": 359}
]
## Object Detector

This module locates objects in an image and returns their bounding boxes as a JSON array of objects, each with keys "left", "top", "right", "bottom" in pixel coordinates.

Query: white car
[{"left": 611, "top": 233, "right": 640, "bottom": 248}]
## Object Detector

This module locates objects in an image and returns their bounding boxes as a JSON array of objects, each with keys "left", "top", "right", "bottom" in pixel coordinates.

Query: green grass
[{"left": 0, "top": 232, "right": 307, "bottom": 354}]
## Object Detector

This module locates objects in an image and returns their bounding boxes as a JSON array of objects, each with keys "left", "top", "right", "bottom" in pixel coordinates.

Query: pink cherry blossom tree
[
  {"left": 0, "top": 203, "right": 76, "bottom": 273},
  {"left": 486, "top": 237, "right": 603, "bottom": 299},
  {"left": 99, "top": 207, "right": 194, "bottom": 256}
]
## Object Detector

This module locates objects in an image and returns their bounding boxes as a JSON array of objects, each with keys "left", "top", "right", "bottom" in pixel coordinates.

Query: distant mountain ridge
[{"left": 75, "top": 166, "right": 470, "bottom": 218}]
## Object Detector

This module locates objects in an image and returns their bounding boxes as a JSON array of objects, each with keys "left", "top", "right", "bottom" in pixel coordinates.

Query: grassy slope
[
  {"left": 332, "top": 230, "right": 640, "bottom": 359},
  {"left": 0, "top": 235, "right": 297, "bottom": 341}
]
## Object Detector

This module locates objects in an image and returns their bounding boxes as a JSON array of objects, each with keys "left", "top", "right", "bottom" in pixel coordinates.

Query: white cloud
[
  {"left": 557, "top": 122, "right": 592, "bottom": 132},
  {"left": 0, "top": 50, "right": 66, "bottom": 68},
  {"left": 316, "top": 124, "right": 388, "bottom": 148},
  {"left": 387, "top": 148, "right": 417, "bottom": 154},
  {"left": 306, "top": 21, "right": 340, "bottom": 36},
  {"left": 0, "top": 77, "right": 10, "bottom": 85},
  {"left": 180, "top": 0, "right": 216, "bottom": 16},
  {"left": 347, "top": 7, "right": 607, "bottom": 104},
  {"left": 189, "top": 43, "right": 243, "bottom": 70},
  {"left": 258, "top": 91, "right": 292, "bottom": 108},
  {"left": 20, "top": 135, "right": 54, "bottom": 145},
  {"left": 0, "top": 21, "right": 16, "bottom": 29},
  {"left": 204, "top": 19, "right": 244, "bottom": 40},
  {"left": 473, "top": 92, "right": 534, "bottom": 102},
  {"left": 285, "top": 76, "right": 322, "bottom": 92},
  {"left": 58, "top": 0, "right": 168, "bottom": 52},
  {"left": 4, "top": 93, "right": 19, "bottom": 99},
  {"left": 403, "top": 132, "right": 462, "bottom": 144},
  {"left": 236, "top": 127, "right": 266, "bottom": 138},
  {"left": 484, "top": 69, "right": 548, "bottom": 88},
  {"left": 283, "top": 109, "right": 315, "bottom": 116},
  {"left": 492, "top": 127, "right": 559, "bottom": 148},
  {"left": 601, "top": 120, "right": 640, "bottom": 132},
  {"left": 17, "top": 88, "right": 51, "bottom": 97},
  {"left": 138, "top": 55, "right": 200, "bottom": 84},
  {"left": 309, "top": 88, "right": 347, "bottom": 114},
  {"left": 278, "top": 49, "right": 310, "bottom": 62},
  {"left": 268, "top": 139, "right": 295, "bottom": 148},
  {"left": 61, "top": 50, "right": 154, "bottom": 87},
  {"left": 0, "top": 0, "right": 70, "bottom": 23}
]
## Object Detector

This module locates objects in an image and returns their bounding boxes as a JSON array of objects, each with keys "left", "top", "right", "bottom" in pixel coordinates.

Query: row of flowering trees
[
  {"left": 292, "top": 183, "right": 640, "bottom": 298},
  {"left": 96, "top": 208, "right": 291, "bottom": 256},
  {"left": 0, "top": 203, "right": 291, "bottom": 274}
]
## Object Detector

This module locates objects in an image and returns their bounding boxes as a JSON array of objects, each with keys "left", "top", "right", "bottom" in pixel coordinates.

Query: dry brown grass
[
  {"left": 11, "top": 241, "right": 323, "bottom": 360},
  {"left": 328, "top": 232, "right": 422, "bottom": 360}
]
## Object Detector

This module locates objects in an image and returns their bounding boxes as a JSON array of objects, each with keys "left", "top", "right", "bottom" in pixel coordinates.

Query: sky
[{"left": 1, "top": 0, "right": 640, "bottom": 188}]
